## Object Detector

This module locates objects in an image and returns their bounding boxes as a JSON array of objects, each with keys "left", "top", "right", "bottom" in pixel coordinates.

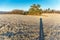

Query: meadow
[{"left": 0, "top": 13, "right": 60, "bottom": 40}]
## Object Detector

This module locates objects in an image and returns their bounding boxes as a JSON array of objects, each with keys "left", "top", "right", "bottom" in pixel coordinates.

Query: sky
[{"left": 0, "top": 0, "right": 60, "bottom": 11}]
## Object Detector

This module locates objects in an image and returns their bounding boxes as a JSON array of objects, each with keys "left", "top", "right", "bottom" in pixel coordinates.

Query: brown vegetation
[{"left": 1, "top": 4, "right": 60, "bottom": 15}]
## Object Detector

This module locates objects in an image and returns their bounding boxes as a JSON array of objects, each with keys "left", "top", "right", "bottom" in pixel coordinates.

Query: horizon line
[{"left": 0, "top": 8, "right": 60, "bottom": 12}]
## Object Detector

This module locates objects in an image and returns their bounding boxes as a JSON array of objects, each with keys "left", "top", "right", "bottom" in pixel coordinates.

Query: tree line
[{"left": 7, "top": 4, "right": 60, "bottom": 15}]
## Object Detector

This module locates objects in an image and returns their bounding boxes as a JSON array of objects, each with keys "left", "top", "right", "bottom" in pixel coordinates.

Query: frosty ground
[{"left": 0, "top": 13, "right": 60, "bottom": 40}]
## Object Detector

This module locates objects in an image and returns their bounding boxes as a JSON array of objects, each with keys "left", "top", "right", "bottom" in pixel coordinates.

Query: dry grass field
[
  {"left": 0, "top": 14, "right": 40, "bottom": 40},
  {"left": 42, "top": 13, "right": 60, "bottom": 40},
  {"left": 0, "top": 13, "right": 60, "bottom": 40}
]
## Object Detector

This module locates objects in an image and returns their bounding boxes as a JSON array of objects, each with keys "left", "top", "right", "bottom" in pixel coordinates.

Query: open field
[
  {"left": 0, "top": 13, "right": 60, "bottom": 40},
  {"left": 0, "top": 14, "right": 40, "bottom": 40},
  {"left": 42, "top": 13, "right": 60, "bottom": 40}
]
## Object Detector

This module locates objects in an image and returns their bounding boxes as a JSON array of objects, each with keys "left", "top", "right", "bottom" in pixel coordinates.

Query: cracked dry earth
[{"left": 0, "top": 14, "right": 60, "bottom": 40}]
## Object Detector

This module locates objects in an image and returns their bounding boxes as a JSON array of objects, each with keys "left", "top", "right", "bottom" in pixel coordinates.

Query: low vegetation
[{"left": 2, "top": 4, "right": 60, "bottom": 16}]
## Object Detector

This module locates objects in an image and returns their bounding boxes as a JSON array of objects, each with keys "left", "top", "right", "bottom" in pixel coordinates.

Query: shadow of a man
[{"left": 39, "top": 18, "right": 45, "bottom": 40}]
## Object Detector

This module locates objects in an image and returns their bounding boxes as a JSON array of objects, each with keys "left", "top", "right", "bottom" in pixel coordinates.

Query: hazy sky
[{"left": 0, "top": 0, "right": 60, "bottom": 11}]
